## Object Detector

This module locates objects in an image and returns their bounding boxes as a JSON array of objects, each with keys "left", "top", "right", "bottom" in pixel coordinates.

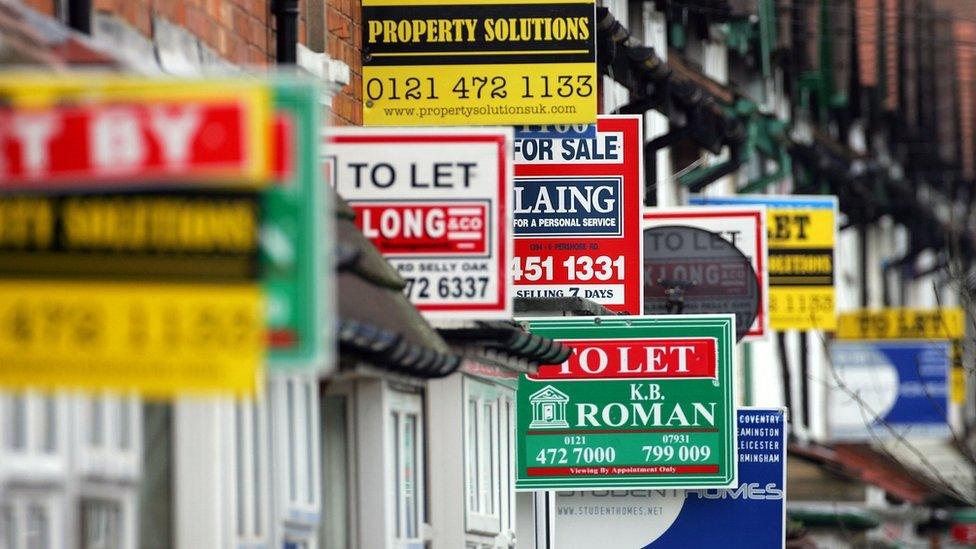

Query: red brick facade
[
  {"left": 326, "top": 0, "right": 362, "bottom": 125},
  {"left": 19, "top": 0, "right": 363, "bottom": 125}
]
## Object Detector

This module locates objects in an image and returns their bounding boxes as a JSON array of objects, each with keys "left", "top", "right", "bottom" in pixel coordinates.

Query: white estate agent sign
[
  {"left": 325, "top": 128, "right": 513, "bottom": 319},
  {"left": 643, "top": 207, "right": 769, "bottom": 340}
]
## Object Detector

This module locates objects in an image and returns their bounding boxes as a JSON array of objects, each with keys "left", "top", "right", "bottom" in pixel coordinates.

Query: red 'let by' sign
[
  {"left": 1, "top": 101, "right": 255, "bottom": 188},
  {"left": 533, "top": 338, "right": 718, "bottom": 380}
]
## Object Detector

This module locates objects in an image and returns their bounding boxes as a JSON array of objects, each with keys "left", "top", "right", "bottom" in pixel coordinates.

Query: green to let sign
[
  {"left": 265, "top": 80, "right": 333, "bottom": 371},
  {"left": 515, "top": 315, "right": 737, "bottom": 490}
]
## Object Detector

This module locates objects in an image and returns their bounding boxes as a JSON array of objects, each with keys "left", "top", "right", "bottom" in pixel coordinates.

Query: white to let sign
[
  {"left": 325, "top": 128, "right": 513, "bottom": 319},
  {"left": 642, "top": 207, "right": 769, "bottom": 340}
]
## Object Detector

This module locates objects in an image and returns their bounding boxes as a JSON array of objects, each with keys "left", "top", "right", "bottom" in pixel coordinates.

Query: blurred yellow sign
[
  {"left": 0, "top": 280, "right": 263, "bottom": 397},
  {"left": 765, "top": 204, "right": 838, "bottom": 330},
  {"left": 837, "top": 307, "right": 966, "bottom": 403},
  {"left": 836, "top": 307, "right": 964, "bottom": 340}
]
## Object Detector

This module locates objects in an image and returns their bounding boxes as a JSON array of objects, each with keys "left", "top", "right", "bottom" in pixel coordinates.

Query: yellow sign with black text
[
  {"left": 837, "top": 307, "right": 966, "bottom": 403},
  {"left": 767, "top": 207, "right": 837, "bottom": 330},
  {"left": 0, "top": 281, "right": 263, "bottom": 397},
  {"left": 361, "top": 0, "right": 597, "bottom": 125},
  {"left": 837, "top": 308, "right": 964, "bottom": 340}
]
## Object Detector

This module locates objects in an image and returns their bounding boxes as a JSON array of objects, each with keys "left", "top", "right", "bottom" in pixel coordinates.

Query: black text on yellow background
[{"left": 362, "top": 0, "right": 597, "bottom": 126}]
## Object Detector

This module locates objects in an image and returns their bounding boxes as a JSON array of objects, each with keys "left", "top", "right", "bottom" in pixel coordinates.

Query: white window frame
[
  {"left": 463, "top": 379, "right": 501, "bottom": 536},
  {"left": 0, "top": 490, "right": 65, "bottom": 549},
  {"left": 462, "top": 379, "right": 516, "bottom": 547},
  {"left": 232, "top": 394, "right": 272, "bottom": 546},
  {"left": 79, "top": 497, "right": 124, "bottom": 549},
  {"left": 269, "top": 374, "right": 322, "bottom": 547},
  {"left": 76, "top": 484, "right": 138, "bottom": 549},
  {"left": 319, "top": 383, "right": 355, "bottom": 549},
  {"left": 73, "top": 393, "right": 141, "bottom": 481},
  {"left": 499, "top": 391, "right": 516, "bottom": 547},
  {"left": 0, "top": 391, "right": 68, "bottom": 483},
  {"left": 387, "top": 388, "right": 428, "bottom": 549}
]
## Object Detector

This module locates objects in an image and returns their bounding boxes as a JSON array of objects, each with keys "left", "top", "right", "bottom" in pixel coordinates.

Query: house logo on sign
[{"left": 529, "top": 385, "right": 570, "bottom": 429}]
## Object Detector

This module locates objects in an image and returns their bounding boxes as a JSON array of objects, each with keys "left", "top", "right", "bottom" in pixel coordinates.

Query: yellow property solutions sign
[
  {"left": 838, "top": 307, "right": 966, "bottom": 403},
  {"left": 361, "top": 0, "right": 597, "bottom": 126}
]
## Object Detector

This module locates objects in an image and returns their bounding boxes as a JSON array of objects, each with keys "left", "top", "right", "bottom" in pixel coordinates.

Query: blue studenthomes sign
[
  {"left": 828, "top": 341, "right": 951, "bottom": 440},
  {"left": 552, "top": 408, "right": 786, "bottom": 548}
]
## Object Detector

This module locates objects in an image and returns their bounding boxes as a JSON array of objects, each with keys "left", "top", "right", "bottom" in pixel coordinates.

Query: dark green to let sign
[{"left": 516, "top": 315, "right": 737, "bottom": 490}]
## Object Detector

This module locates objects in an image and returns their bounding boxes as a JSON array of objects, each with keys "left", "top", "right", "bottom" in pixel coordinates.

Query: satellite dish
[{"left": 643, "top": 225, "right": 760, "bottom": 341}]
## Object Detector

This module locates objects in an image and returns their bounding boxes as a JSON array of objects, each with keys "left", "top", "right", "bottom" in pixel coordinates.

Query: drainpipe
[
  {"left": 67, "top": 0, "right": 92, "bottom": 35},
  {"left": 272, "top": 0, "right": 299, "bottom": 64}
]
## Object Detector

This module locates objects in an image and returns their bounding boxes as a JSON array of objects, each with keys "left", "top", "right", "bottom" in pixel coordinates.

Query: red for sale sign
[
  {"left": 513, "top": 116, "right": 643, "bottom": 313},
  {"left": 325, "top": 128, "right": 513, "bottom": 320}
]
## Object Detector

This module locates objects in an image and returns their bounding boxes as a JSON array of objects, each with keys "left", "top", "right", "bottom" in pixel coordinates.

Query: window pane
[
  {"left": 8, "top": 394, "right": 26, "bottom": 450},
  {"left": 1, "top": 505, "right": 15, "bottom": 549},
  {"left": 481, "top": 402, "right": 494, "bottom": 515},
  {"left": 305, "top": 382, "right": 315, "bottom": 505},
  {"left": 506, "top": 399, "right": 515, "bottom": 529},
  {"left": 485, "top": 402, "right": 496, "bottom": 515},
  {"left": 234, "top": 404, "right": 246, "bottom": 537},
  {"left": 139, "top": 403, "right": 173, "bottom": 549},
  {"left": 90, "top": 398, "right": 104, "bottom": 447},
  {"left": 287, "top": 380, "right": 297, "bottom": 502},
  {"left": 26, "top": 504, "right": 48, "bottom": 549},
  {"left": 320, "top": 395, "right": 349, "bottom": 549},
  {"left": 466, "top": 398, "right": 479, "bottom": 512},
  {"left": 404, "top": 414, "right": 417, "bottom": 539},
  {"left": 391, "top": 411, "right": 401, "bottom": 538},
  {"left": 42, "top": 397, "right": 57, "bottom": 453},
  {"left": 251, "top": 402, "right": 262, "bottom": 536},
  {"left": 119, "top": 399, "right": 131, "bottom": 451},
  {"left": 81, "top": 498, "right": 122, "bottom": 549}
]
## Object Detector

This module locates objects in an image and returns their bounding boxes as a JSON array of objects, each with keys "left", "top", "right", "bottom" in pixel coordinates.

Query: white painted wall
[{"left": 642, "top": 4, "right": 675, "bottom": 207}]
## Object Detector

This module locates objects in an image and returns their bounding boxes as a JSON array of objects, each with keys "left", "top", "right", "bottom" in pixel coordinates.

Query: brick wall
[
  {"left": 954, "top": 21, "right": 976, "bottom": 179},
  {"left": 94, "top": 0, "right": 273, "bottom": 64},
  {"left": 326, "top": 0, "right": 361, "bottom": 125},
  {"left": 21, "top": 0, "right": 53, "bottom": 16},
  {"left": 19, "top": 0, "right": 363, "bottom": 126}
]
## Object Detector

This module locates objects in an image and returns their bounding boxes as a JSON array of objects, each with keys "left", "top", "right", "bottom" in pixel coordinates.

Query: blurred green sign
[{"left": 265, "top": 81, "right": 333, "bottom": 372}]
